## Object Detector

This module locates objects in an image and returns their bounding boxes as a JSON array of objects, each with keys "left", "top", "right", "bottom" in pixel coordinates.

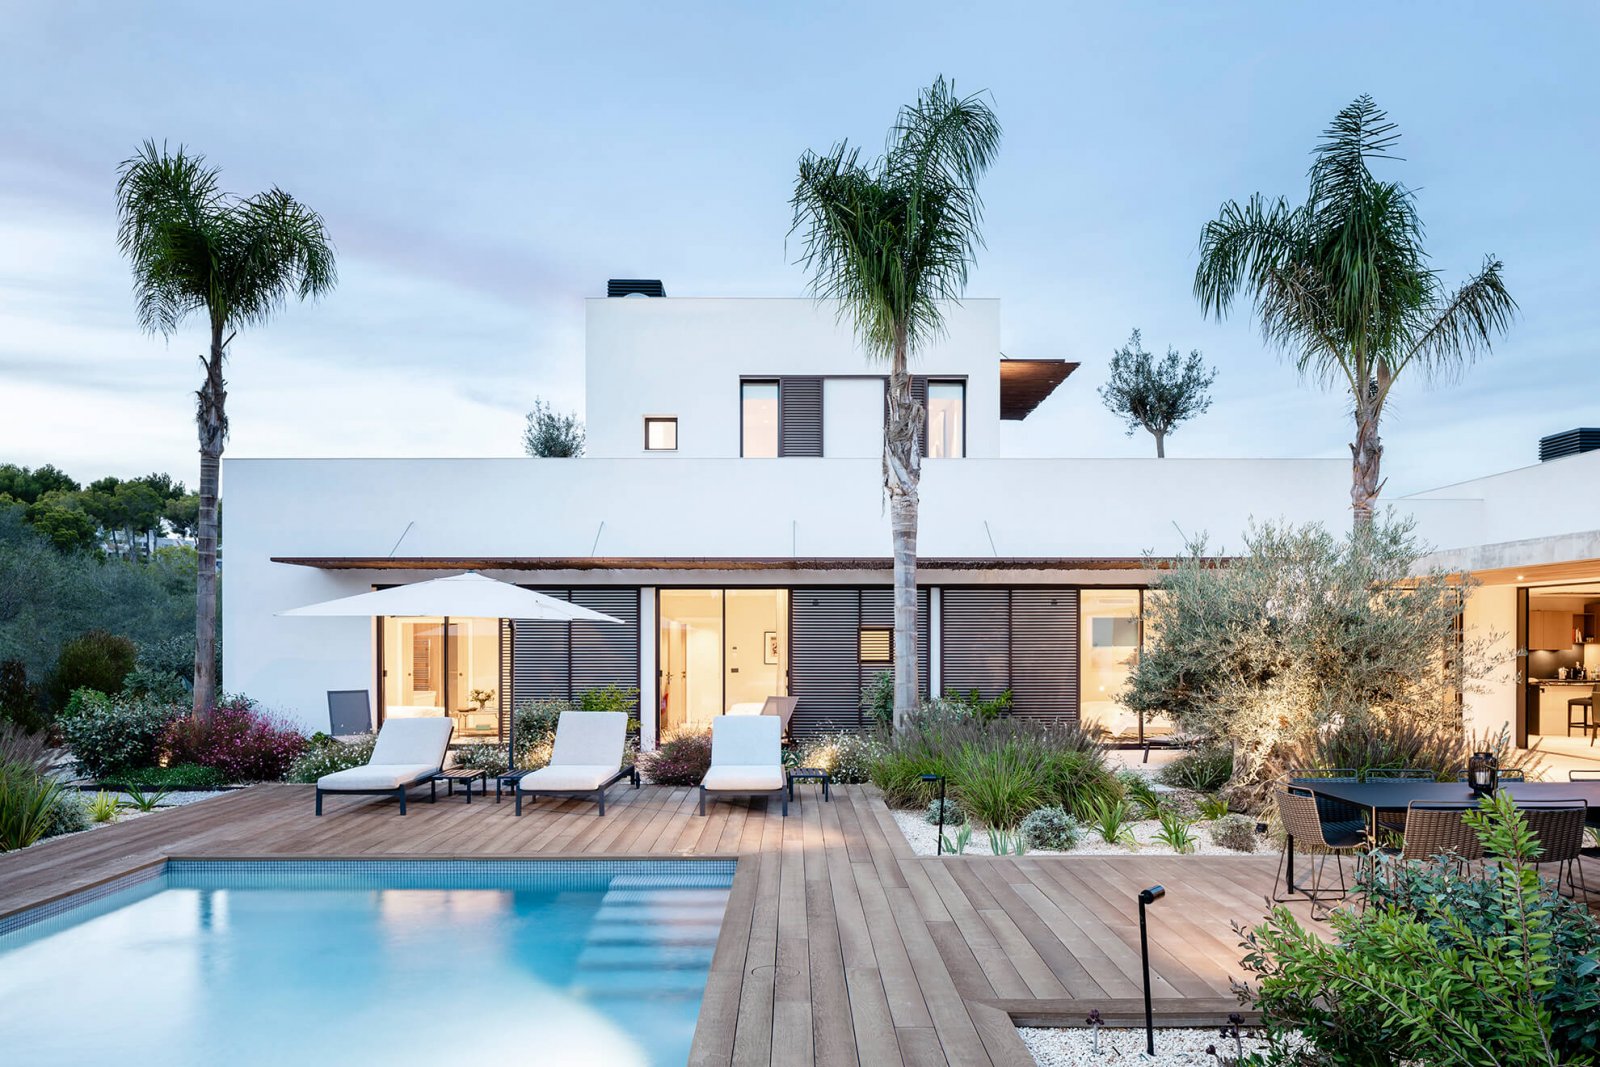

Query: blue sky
[{"left": 1, "top": 1, "right": 1596, "bottom": 497}]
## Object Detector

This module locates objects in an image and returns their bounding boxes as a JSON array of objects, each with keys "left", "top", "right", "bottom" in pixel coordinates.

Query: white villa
[{"left": 222, "top": 282, "right": 1600, "bottom": 760}]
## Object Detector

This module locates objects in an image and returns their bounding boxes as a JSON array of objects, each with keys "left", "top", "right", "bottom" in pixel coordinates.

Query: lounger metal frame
[
  {"left": 698, "top": 783, "right": 788, "bottom": 817},
  {"left": 515, "top": 765, "right": 640, "bottom": 816},
  {"left": 315, "top": 771, "right": 440, "bottom": 816}
]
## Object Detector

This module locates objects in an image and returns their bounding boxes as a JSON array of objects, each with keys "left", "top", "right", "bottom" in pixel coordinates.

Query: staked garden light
[
  {"left": 1138, "top": 884, "right": 1166, "bottom": 1056},
  {"left": 921, "top": 774, "right": 947, "bottom": 855}
]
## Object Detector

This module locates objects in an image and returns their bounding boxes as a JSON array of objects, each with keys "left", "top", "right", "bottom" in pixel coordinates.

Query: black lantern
[{"left": 1467, "top": 751, "right": 1499, "bottom": 797}]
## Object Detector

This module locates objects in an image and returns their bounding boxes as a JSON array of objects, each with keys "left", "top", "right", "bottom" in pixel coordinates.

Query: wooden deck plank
[{"left": 1, "top": 782, "right": 1494, "bottom": 1067}]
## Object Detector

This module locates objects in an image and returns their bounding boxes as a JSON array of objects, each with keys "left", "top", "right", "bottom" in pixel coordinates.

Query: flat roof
[{"left": 270, "top": 555, "right": 1164, "bottom": 572}]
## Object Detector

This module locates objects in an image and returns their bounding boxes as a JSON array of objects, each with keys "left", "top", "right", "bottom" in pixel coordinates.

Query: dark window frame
[{"left": 644, "top": 416, "right": 679, "bottom": 451}]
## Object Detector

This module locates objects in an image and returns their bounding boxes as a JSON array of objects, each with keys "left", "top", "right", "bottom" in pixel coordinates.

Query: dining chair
[
  {"left": 1396, "top": 803, "right": 1484, "bottom": 870},
  {"left": 1287, "top": 767, "right": 1366, "bottom": 837},
  {"left": 1366, "top": 768, "right": 1436, "bottom": 832},
  {"left": 1520, "top": 802, "right": 1590, "bottom": 898},
  {"left": 1274, "top": 788, "right": 1365, "bottom": 916}
]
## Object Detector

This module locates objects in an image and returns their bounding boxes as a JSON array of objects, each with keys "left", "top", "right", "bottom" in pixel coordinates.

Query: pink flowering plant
[{"left": 161, "top": 695, "right": 308, "bottom": 782}]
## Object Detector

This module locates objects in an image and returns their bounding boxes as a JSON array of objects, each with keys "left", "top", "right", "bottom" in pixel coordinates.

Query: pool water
[{"left": 0, "top": 859, "right": 733, "bottom": 1067}]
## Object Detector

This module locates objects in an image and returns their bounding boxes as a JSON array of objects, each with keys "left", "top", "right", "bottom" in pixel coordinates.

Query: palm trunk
[
  {"left": 1350, "top": 405, "right": 1382, "bottom": 529},
  {"left": 884, "top": 327, "right": 921, "bottom": 731},
  {"left": 193, "top": 324, "right": 227, "bottom": 716}
]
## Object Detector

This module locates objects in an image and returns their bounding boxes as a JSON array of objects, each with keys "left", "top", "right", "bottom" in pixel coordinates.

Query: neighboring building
[{"left": 220, "top": 281, "right": 1597, "bottom": 759}]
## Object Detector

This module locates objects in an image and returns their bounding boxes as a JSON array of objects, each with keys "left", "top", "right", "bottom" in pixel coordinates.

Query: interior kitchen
[{"left": 1525, "top": 583, "right": 1600, "bottom": 741}]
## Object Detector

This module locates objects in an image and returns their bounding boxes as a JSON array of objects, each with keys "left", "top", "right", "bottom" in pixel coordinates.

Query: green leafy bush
[
  {"left": 1153, "top": 808, "right": 1198, "bottom": 853},
  {"left": 1019, "top": 806, "right": 1079, "bottom": 851},
  {"left": 286, "top": 734, "right": 377, "bottom": 783},
  {"left": 100, "top": 763, "right": 226, "bottom": 791},
  {"left": 1241, "top": 792, "right": 1600, "bottom": 1065},
  {"left": 1156, "top": 746, "right": 1233, "bottom": 792},
  {"left": 1085, "top": 796, "right": 1135, "bottom": 846},
  {"left": 788, "top": 732, "right": 884, "bottom": 784},
  {"left": 449, "top": 743, "right": 510, "bottom": 777},
  {"left": 923, "top": 798, "right": 965, "bottom": 826},
  {"left": 509, "top": 698, "right": 579, "bottom": 768},
  {"left": 639, "top": 728, "right": 712, "bottom": 786},
  {"left": 1208, "top": 813, "right": 1257, "bottom": 852},
  {"left": 58, "top": 690, "right": 182, "bottom": 780},
  {"left": 49, "top": 630, "right": 139, "bottom": 709},
  {"left": 1117, "top": 771, "right": 1167, "bottom": 819},
  {"left": 46, "top": 789, "right": 89, "bottom": 836},
  {"left": 942, "top": 686, "right": 1013, "bottom": 721},
  {"left": 860, "top": 671, "right": 894, "bottom": 727},
  {"left": 577, "top": 685, "right": 641, "bottom": 731},
  {"left": 1196, "top": 793, "right": 1232, "bottom": 820}
]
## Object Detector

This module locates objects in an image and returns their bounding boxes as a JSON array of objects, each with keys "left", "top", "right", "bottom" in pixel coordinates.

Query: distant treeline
[{"left": 0, "top": 463, "right": 199, "bottom": 559}]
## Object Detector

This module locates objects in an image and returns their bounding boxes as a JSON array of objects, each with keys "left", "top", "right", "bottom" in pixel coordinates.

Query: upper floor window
[
  {"left": 644, "top": 416, "right": 678, "bottom": 451},
  {"left": 741, "top": 380, "right": 779, "bottom": 457},
  {"left": 926, "top": 381, "right": 965, "bottom": 458}
]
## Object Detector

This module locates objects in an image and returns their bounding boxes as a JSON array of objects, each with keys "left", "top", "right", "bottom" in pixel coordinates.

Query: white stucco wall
[
  {"left": 223, "top": 455, "right": 1351, "bottom": 730},
  {"left": 1401, "top": 449, "right": 1600, "bottom": 552},
  {"left": 583, "top": 297, "right": 1002, "bottom": 459}
]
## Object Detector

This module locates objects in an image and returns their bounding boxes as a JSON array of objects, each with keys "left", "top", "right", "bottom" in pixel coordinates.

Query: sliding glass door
[
  {"left": 379, "top": 616, "right": 502, "bottom": 741},
  {"left": 657, "top": 589, "right": 788, "bottom": 737}
]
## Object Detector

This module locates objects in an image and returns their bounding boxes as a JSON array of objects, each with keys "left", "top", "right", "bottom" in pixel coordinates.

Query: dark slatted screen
[
  {"left": 940, "top": 587, "right": 1080, "bottom": 722},
  {"left": 510, "top": 587, "right": 640, "bottom": 706},
  {"left": 778, "top": 376, "right": 824, "bottom": 457},
  {"left": 911, "top": 375, "right": 930, "bottom": 458},
  {"left": 789, "top": 587, "right": 929, "bottom": 737}
]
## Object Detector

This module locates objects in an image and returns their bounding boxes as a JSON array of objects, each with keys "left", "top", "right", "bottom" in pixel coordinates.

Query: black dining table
[{"left": 1284, "top": 780, "right": 1600, "bottom": 895}]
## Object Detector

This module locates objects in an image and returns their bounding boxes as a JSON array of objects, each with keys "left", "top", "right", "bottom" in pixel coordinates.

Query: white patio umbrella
[{"left": 279, "top": 571, "right": 623, "bottom": 769}]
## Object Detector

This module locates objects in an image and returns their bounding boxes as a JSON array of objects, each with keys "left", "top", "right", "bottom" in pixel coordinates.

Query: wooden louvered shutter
[
  {"left": 789, "top": 589, "right": 860, "bottom": 736},
  {"left": 778, "top": 376, "right": 824, "bottom": 457},
  {"left": 512, "top": 588, "right": 572, "bottom": 701},
  {"left": 1009, "top": 589, "right": 1079, "bottom": 723},
  {"left": 939, "top": 588, "right": 1011, "bottom": 700},
  {"left": 858, "top": 587, "right": 931, "bottom": 701}
]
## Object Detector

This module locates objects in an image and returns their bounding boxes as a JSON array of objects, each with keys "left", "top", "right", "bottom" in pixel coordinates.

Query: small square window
[
  {"left": 644, "top": 417, "right": 678, "bottom": 451},
  {"left": 858, "top": 627, "right": 893, "bottom": 663}
]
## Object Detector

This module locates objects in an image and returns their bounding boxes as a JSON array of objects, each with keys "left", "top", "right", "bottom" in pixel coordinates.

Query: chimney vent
[
  {"left": 607, "top": 279, "right": 666, "bottom": 298},
  {"left": 1539, "top": 428, "right": 1600, "bottom": 462}
]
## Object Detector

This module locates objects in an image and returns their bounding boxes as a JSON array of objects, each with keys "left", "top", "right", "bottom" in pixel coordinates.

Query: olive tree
[{"left": 1097, "top": 329, "right": 1216, "bottom": 457}]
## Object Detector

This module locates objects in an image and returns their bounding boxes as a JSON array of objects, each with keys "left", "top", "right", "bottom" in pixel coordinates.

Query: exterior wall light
[{"left": 1138, "top": 884, "right": 1166, "bottom": 1056}]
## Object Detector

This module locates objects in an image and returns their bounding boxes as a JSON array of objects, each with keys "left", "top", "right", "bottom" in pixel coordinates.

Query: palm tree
[
  {"left": 116, "top": 140, "right": 336, "bottom": 715},
  {"left": 1194, "top": 96, "right": 1515, "bottom": 526},
  {"left": 791, "top": 78, "right": 1001, "bottom": 729}
]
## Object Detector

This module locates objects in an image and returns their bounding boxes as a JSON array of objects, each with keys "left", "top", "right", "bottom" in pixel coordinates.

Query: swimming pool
[{"left": 0, "top": 858, "right": 734, "bottom": 1067}]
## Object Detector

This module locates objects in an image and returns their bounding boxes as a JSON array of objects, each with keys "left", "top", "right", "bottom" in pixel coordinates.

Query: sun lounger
[
  {"left": 699, "top": 714, "right": 787, "bottom": 816},
  {"left": 515, "top": 711, "right": 638, "bottom": 816},
  {"left": 314, "top": 717, "right": 453, "bottom": 815}
]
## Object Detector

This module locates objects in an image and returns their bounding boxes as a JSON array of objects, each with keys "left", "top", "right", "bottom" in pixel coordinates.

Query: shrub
[
  {"left": 510, "top": 698, "right": 578, "bottom": 768},
  {"left": 1153, "top": 808, "right": 1198, "bottom": 853},
  {"left": 789, "top": 732, "right": 884, "bottom": 784},
  {"left": 1208, "top": 813, "right": 1257, "bottom": 852},
  {"left": 639, "top": 728, "right": 712, "bottom": 786},
  {"left": 0, "top": 659, "right": 47, "bottom": 733},
  {"left": 1157, "top": 746, "right": 1233, "bottom": 792},
  {"left": 88, "top": 790, "right": 120, "bottom": 823},
  {"left": 287, "top": 734, "right": 377, "bottom": 783},
  {"left": 46, "top": 789, "right": 89, "bottom": 836},
  {"left": 0, "top": 763, "right": 63, "bottom": 851},
  {"left": 1117, "top": 771, "right": 1166, "bottom": 819},
  {"left": 952, "top": 747, "right": 1047, "bottom": 828},
  {"left": 923, "top": 798, "right": 965, "bottom": 827},
  {"left": 161, "top": 697, "right": 307, "bottom": 782},
  {"left": 1019, "top": 806, "right": 1079, "bottom": 851},
  {"left": 450, "top": 743, "right": 510, "bottom": 778},
  {"left": 49, "top": 630, "right": 138, "bottom": 708},
  {"left": 59, "top": 690, "right": 181, "bottom": 779},
  {"left": 860, "top": 671, "right": 893, "bottom": 728},
  {"left": 577, "top": 685, "right": 641, "bottom": 731},
  {"left": 942, "top": 687, "right": 1013, "bottom": 721},
  {"left": 100, "top": 763, "right": 226, "bottom": 791},
  {"left": 1241, "top": 792, "right": 1600, "bottom": 1065}
]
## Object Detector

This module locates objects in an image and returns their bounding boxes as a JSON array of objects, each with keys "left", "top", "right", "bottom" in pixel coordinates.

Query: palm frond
[{"left": 1399, "top": 257, "right": 1517, "bottom": 382}]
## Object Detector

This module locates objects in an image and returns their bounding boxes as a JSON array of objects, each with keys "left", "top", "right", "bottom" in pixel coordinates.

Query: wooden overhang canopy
[
  {"left": 999, "top": 357, "right": 1077, "bottom": 421},
  {"left": 271, "top": 555, "right": 1161, "bottom": 572}
]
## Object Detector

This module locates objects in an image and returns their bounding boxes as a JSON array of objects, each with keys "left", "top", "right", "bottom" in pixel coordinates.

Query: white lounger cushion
[
  {"left": 317, "top": 718, "right": 453, "bottom": 792},
  {"left": 317, "top": 764, "right": 438, "bottom": 790},
  {"left": 701, "top": 716, "right": 782, "bottom": 793},
  {"left": 369, "top": 718, "right": 455, "bottom": 767},
  {"left": 702, "top": 765, "right": 784, "bottom": 792},
  {"left": 726, "top": 701, "right": 765, "bottom": 716},
  {"left": 521, "top": 764, "right": 619, "bottom": 792},
  {"left": 517, "top": 712, "right": 627, "bottom": 794}
]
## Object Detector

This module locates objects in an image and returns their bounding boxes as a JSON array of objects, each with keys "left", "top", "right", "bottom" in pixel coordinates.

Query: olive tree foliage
[
  {"left": 1096, "top": 329, "right": 1216, "bottom": 457},
  {"left": 521, "top": 398, "right": 586, "bottom": 457},
  {"left": 1123, "top": 517, "right": 1499, "bottom": 805}
]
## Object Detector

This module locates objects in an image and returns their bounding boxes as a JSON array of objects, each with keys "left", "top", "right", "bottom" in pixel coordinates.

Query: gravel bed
[
  {"left": 1020, "top": 1025, "right": 1260, "bottom": 1064},
  {"left": 890, "top": 808, "right": 1264, "bottom": 858}
]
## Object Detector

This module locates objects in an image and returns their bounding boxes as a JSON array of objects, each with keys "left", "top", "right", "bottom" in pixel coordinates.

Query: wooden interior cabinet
[{"left": 1528, "top": 609, "right": 1576, "bottom": 650}]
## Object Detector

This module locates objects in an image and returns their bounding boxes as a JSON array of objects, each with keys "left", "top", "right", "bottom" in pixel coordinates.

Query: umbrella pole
[{"left": 506, "top": 619, "right": 516, "bottom": 776}]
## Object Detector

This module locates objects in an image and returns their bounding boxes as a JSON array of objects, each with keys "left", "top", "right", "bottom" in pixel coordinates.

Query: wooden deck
[{"left": 2, "top": 783, "right": 1339, "bottom": 1064}]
